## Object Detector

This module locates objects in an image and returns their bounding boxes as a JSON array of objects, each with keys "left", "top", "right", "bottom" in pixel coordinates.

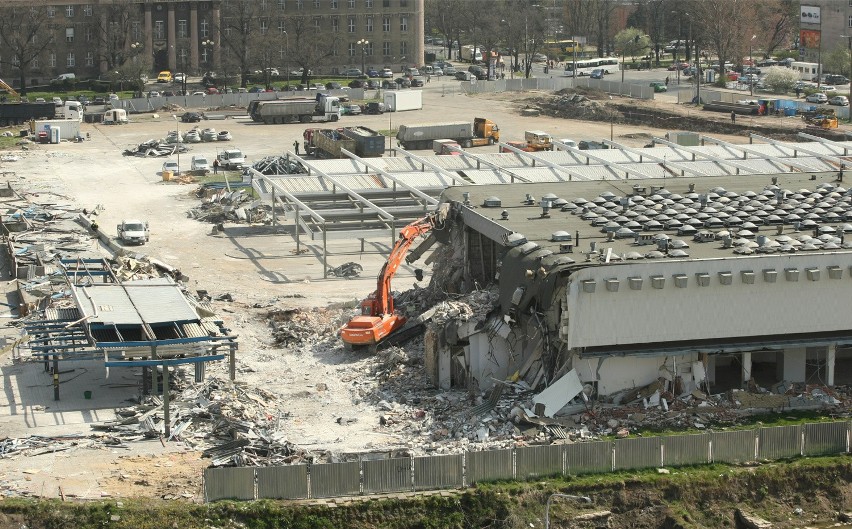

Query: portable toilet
[{"left": 49, "top": 125, "right": 60, "bottom": 144}]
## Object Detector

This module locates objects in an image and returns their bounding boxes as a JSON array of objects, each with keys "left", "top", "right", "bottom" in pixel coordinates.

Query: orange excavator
[{"left": 340, "top": 213, "right": 440, "bottom": 348}]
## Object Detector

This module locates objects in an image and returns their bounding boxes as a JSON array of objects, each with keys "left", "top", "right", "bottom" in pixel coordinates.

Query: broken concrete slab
[
  {"left": 532, "top": 368, "right": 583, "bottom": 417},
  {"left": 735, "top": 508, "right": 772, "bottom": 529}
]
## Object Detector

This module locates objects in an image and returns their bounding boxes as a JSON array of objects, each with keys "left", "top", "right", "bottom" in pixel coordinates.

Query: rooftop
[{"left": 442, "top": 171, "right": 852, "bottom": 263}]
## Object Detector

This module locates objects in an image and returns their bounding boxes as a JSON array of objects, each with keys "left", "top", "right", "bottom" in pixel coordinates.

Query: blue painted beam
[{"left": 104, "top": 354, "right": 225, "bottom": 367}]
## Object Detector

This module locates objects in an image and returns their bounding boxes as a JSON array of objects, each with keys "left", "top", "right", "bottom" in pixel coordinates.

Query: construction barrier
[{"left": 204, "top": 420, "right": 851, "bottom": 502}]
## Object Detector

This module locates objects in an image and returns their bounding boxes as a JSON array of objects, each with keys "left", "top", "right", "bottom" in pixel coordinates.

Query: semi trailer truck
[
  {"left": 304, "top": 126, "right": 385, "bottom": 158},
  {"left": 249, "top": 94, "right": 341, "bottom": 124},
  {"left": 396, "top": 117, "right": 499, "bottom": 150}
]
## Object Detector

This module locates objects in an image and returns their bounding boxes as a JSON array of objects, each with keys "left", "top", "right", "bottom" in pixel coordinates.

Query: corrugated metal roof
[
  {"left": 73, "top": 279, "right": 198, "bottom": 326},
  {"left": 307, "top": 159, "right": 367, "bottom": 173}
]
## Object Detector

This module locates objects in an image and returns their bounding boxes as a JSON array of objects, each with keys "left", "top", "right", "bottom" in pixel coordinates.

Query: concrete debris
[
  {"left": 122, "top": 139, "right": 189, "bottom": 158},
  {"left": 189, "top": 187, "right": 269, "bottom": 224},
  {"left": 92, "top": 373, "right": 316, "bottom": 468},
  {"left": 431, "top": 288, "right": 499, "bottom": 326},
  {"left": 327, "top": 262, "right": 363, "bottom": 278},
  {"left": 735, "top": 508, "right": 773, "bottom": 529},
  {"left": 251, "top": 155, "right": 306, "bottom": 175},
  {"left": 268, "top": 307, "right": 343, "bottom": 347},
  {"left": 531, "top": 369, "right": 583, "bottom": 418}
]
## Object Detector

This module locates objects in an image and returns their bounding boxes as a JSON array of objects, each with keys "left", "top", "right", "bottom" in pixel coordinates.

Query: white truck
[
  {"left": 116, "top": 220, "right": 150, "bottom": 245},
  {"left": 54, "top": 101, "right": 83, "bottom": 121},
  {"left": 216, "top": 148, "right": 247, "bottom": 170},
  {"left": 249, "top": 94, "right": 341, "bottom": 124},
  {"left": 383, "top": 90, "right": 422, "bottom": 112}
]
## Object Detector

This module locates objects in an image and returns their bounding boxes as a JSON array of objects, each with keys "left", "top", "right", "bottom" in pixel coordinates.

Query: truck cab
[
  {"left": 472, "top": 117, "right": 499, "bottom": 146},
  {"left": 116, "top": 220, "right": 150, "bottom": 245},
  {"left": 217, "top": 148, "right": 246, "bottom": 170},
  {"left": 524, "top": 130, "right": 553, "bottom": 151}
]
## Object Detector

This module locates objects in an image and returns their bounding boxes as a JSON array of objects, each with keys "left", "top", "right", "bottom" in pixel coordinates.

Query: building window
[
  {"left": 66, "top": 5, "right": 74, "bottom": 17},
  {"left": 66, "top": 28, "right": 74, "bottom": 42},
  {"left": 260, "top": 0, "right": 268, "bottom": 8},
  {"left": 332, "top": 17, "right": 340, "bottom": 32},
  {"left": 332, "top": 46, "right": 339, "bottom": 57},
  {"left": 31, "top": 57, "right": 39, "bottom": 68},
  {"left": 297, "top": 0, "right": 303, "bottom": 9},
  {"left": 383, "top": 0, "right": 390, "bottom": 7},
  {"left": 849, "top": 15, "right": 852, "bottom": 27},
  {"left": 66, "top": 52, "right": 75, "bottom": 67},
  {"left": 314, "top": 0, "right": 320, "bottom": 7},
  {"left": 366, "top": 42, "right": 374, "bottom": 56},
  {"left": 348, "top": 17, "right": 355, "bottom": 32},
  {"left": 154, "top": 21, "right": 165, "bottom": 39},
  {"left": 279, "top": 0, "right": 285, "bottom": 9},
  {"left": 85, "top": 27, "right": 93, "bottom": 42},
  {"left": 278, "top": 20, "right": 286, "bottom": 33},
  {"left": 260, "top": 20, "right": 269, "bottom": 34},
  {"left": 132, "top": 22, "right": 141, "bottom": 40},
  {"left": 348, "top": 42, "right": 356, "bottom": 56},
  {"left": 400, "top": 41, "right": 407, "bottom": 56},
  {"left": 49, "top": 53, "right": 56, "bottom": 67},
  {"left": 47, "top": 6, "right": 56, "bottom": 17},
  {"left": 200, "top": 20, "right": 209, "bottom": 37},
  {"left": 349, "top": 0, "right": 355, "bottom": 7},
  {"left": 83, "top": 4, "right": 92, "bottom": 16},
  {"left": 383, "top": 17, "right": 390, "bottom": 32},
  {"left": 400, "top": 16, "right": 407, "bottom": 32},
  {"left": 400, "top": 0, "right": 407, "bottom": 5},
  {"left": 313, "top": 17, "right": 321, "bottom": 28},
  {"left": 86, "top": 51, "right": 94, "bottom": 66},
  {"left": 203, "top": 47, "right": 211, "bottom": 63},
  {"left": 366, "top": 17, "right": 373, "bottom": 32},
  {"left": 382, "top": 41, "right": 390, "bottom": 56},
  {"left": 331, "top": 0, "right": 338, "bottom": 8},
  {"left": 366, "top": 0, "right": 373, "bottom": 7},
  {"left": 178, "top": 20, "right": 188, "bottom": 38}
]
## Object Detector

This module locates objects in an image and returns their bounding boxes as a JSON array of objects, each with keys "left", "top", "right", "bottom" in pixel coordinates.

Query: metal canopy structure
[
  {"left": 24, "top": 258, "right": 238, "bottom": 415},
  {"left": 251, "top": 139, "right": 852, "bottom": 276}
]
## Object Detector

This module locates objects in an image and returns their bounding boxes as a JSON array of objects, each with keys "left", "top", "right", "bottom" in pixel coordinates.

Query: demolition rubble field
[{"left": 0, "top": 88, "right": 849, "bottom": 504}]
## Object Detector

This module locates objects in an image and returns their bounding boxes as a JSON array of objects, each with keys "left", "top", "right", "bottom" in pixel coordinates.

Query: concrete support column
[
  {"left": 827, "top": 343, "right": 836, "bottom": 386},
  {"left": 414, "top": 0, "right": 425, "bottom": 67},
  {"left": 168, "top": 4, "right": 177, "bottom": 72},
  {"left": 190, "top": 5, "right": 200, "bottom": 73},
  {"left": 144, "top": 5, "right": 153, "bottom": 62},
  {"left": 778, "top": 347, "right": 807, "bottom": 383},
  {"left": 741, "top": 352, "right": 752, "bottom": 387}
]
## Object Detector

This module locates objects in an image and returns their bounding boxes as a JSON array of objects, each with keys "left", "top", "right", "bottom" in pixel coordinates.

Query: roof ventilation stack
[
  {"left": 524, "top": 193, "right": 535, "bottom": 205},
  {"left": 540, "top": 198, "right": 552, "bottom": 218},
  {"left": 463, "top": 192, "right": 471, "bottom": 206}
]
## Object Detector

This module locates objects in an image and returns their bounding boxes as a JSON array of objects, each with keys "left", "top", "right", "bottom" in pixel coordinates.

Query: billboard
[
  {"left": 800, "top": 29, "right": 821, "bottom": 49},
  {"left": 800, "top": 5, "right": 821, "bottom": 24}
]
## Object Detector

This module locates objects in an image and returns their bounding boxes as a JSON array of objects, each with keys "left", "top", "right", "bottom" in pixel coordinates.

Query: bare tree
[
  {"left": 426, "top": 0, "right": 462, "bottom": 60},
  {"left": 693, "top": 0, "right": 755, "bottom": 77},
  {"left": 91, "top": 2, "right": 137, "bottom": 72},
  {"left": 250, "top": 30, "right": 288, "bottom": 89},
  {"left": 218, "top": 0, "right": 263, "bottom": 88},
  {"left": 284, "top": 16, "right": 338, "bottom": 85},
  {"left": 752, "top": 0, "right": 797, "bottom": 57},
  {"left": 591, "top": 0, "right": 618, "bottom": 57},
  {"left": 0, "top": 6, "right": 55, "bottom": 95}
]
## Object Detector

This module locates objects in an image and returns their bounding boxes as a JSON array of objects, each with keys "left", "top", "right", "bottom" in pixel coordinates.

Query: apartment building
[{"left": 0, "top": 0, "right": 424, "bottom": 87}]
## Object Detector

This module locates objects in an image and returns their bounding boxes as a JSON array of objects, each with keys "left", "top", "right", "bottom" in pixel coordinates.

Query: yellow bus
[{"left": 546, "top": 39, "right": 582, "bottom": 58}]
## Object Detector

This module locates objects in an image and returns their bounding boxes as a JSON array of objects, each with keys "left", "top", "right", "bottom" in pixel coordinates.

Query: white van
[
  {"left": 52, "top": 73, "right": 76, "bottom": 83},
  {"left": 103, "top": 109, "right": 128, "bottom": 125}
]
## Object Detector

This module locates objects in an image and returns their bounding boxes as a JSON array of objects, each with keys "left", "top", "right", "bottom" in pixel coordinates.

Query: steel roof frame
[
  {"left": 700, "top": 135, "right": 815, "bottom": 173},
  {"left": 496, "top": 142, "right": 590, "bottom": 181},
  {"left": 557, "top": 144, "right": 657, "bottom": 180},
  {"left": 342, "top": 148, "right": 440, "bottom": 208},
  {"left": 601, "top": 140, "right": 709, "bottom": 177},
  {"left": 388, "top": 147, "right": 471, "bottom": 187},
  {"left": 752, "top": 133, "right": 849, "bottom": 168},
  {"left": 651, "top": 136, "right": 758, "bottom": 175}
]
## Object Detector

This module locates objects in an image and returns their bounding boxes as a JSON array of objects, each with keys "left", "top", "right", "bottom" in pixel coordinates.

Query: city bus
[
  {"left": 545, "top": 39, "right": 582, "bottom": 58},
  {"left": 563, "top": 57, "right": 620, "bottom": 77}
]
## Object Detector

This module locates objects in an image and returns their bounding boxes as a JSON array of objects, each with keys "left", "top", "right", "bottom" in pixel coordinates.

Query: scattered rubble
[
  {"left": 190, "top": 187, "right": 269, "bottom": 224},
  {"left": 251, "top": 155, "right": 306, "bottom": 175},
  {"left": 123, "top": 139, "right": 189, "bottom": 157},
  {"left": 327, "top": 262, "right": 363, "bottom": 278}
]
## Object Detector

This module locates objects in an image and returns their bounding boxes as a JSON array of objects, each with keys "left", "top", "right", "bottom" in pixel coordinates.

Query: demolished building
[{"left": 426, "top": 173, "right": 852, "bottom": 405}]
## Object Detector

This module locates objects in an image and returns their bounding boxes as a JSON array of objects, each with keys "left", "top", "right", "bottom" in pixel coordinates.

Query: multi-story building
[
  {"left": 0, "top": 0, "right": 424, "bottom": 88},
  {"left": 799, "top": 2, "right": 850, "bottom": 66}
]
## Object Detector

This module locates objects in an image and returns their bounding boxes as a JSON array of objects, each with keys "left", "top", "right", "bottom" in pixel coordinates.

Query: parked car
[
  {"left": 325, "top": 81, "right": 342, "bottom": 90},
  {"left": 157, "top": 71, "right": 173, "bottom": 83},
  {"left": 190, "top": 155, "right": 210, "bottom": 172},
  {"left": 410, "top": 77, "right": 425, "bottom": 87},
  {"left": 824, "top": 74, "right": 849, "bottom": 85},
  {"left": 819, "top": 85, "right": 837, "bottom": 93},
  {"left": 394, "top": 77, "right": 412, "bottom": 88},
  {"left": 343, "top": 68, "right": 363, "bottom": 77},
  {"left": 532, "top": 53, "right": 548, "bottom": 62},
  {"left": 590, "top": 69, "right": 605, "bottom": 79},
  {"left": 342, "top": 103, "right": 362, "bottom": 115},
  {"left": 455, "top": 71, "right": 474, "bottom": 81},
  {"left": 191, "top": 91, "right": 206, "bottom": 96},
  {"left": 248, "top": 86, "right": 265, "bottom": 93},
  {"left": 173, "top": 72, "right": 186, "bottom": 83},
  {"left": 181, "top": 112, "right": 203, "bottom": 123},
  {"left": 649, "top": 81, "right": 667, "bottom": 92},
  {"left": 806, "top": 92, "right": 829, "bottom": 104},
  {"left": 381, "top": 68, "right": 394, "bottom": 78},
  {"left": 366, "top": 79, "right": 380, "bottom": 89},
  {"left": 829, "top": 95, "right": 849, "bottom": 106},
  {"left": 76, "top": 95, "right": 90, "bottom": 104},
  {"left": 348, "top": 79, "right": 365, "bottom": 88},
  {"left": 432, "top": 67, "right": 444, "bottom": 76},
  {"left": 443, "top": 65, "right": 457, "bottom": 75},
  {"left": 290, "top": 68, "right": 313, "bottom": 76},
  {"left": 366, "top": 68, "right": 380, "bottom": 77},
  {"left": 364, "top": 102, "right": 385, "bottom": 114},
  {"left": 92, "top": 96, "right": 106, "bottom": 105},
  {"left": 162, "top": 160, "right": 179, "bottom": 173},
  {"left": 161, "top": 90, "right": 175, "bottom": 97}
]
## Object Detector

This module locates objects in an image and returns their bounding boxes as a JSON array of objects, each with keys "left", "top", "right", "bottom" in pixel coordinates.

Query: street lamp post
[
  {"left": 357, "top": 38, "right": 369, "bottom": 76},
  {"left": 749, "top": 35, "right": 756, "bottom": 96},
  {"left": 201, "top": 39, "right": 214, "bottom": 75},
  {"left": 842, "top": 35, "right": 852, "bottom": 108},
  {"left": 283, "top": 31, "right": 289, "bottom": 86},
  {"left": 172, "top": 114, "right": 180, "bottom": 175},
  {"left": 131, "top": 42, "right": 143, "bottom": 95}
]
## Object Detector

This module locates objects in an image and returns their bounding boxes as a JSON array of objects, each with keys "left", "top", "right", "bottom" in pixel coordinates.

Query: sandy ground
[{"left": 0, "top": 79, "right": 823, "bottom": 501}]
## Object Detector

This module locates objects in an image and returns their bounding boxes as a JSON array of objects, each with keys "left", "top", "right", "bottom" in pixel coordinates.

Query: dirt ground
[{"left": 0, "top": 83, "right": 847, "bottom": 502}]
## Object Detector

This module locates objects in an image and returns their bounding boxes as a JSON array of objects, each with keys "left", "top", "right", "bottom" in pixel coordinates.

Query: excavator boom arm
[
  {"left": 375, "top": 215, "right": 435, "bottom": 316},
  {"left": 0, "top": 78, "right": 20, "bottom": 99}
]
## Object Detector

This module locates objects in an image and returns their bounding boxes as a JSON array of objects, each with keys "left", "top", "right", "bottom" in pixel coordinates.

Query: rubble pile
[
  {"left": 251, "top": 155, "right": 306, "bottom": 175},
  {"left": 431, "top": 288, "right": 498, "bottom": 326},
  {"left": 93, "top": 374, "right": 315, "bottom": 467},
  {"left": 122, "top": 139, "right": 189, "bottom": 157},
  {"left": 189, "top": 188, "right": 269, "bottom": 224},
  {"left": 268, "top": 307, "right": 343, "bottom": 347}
]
